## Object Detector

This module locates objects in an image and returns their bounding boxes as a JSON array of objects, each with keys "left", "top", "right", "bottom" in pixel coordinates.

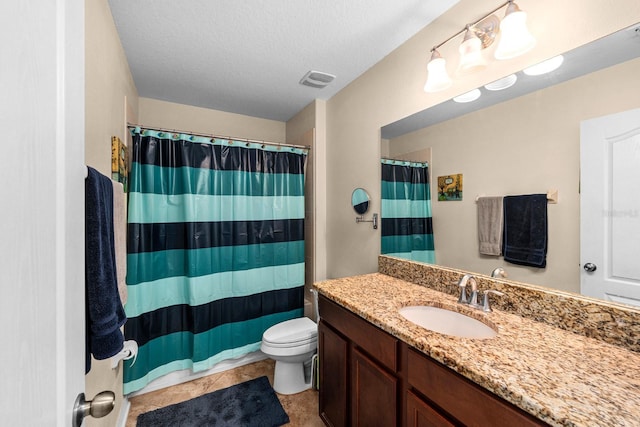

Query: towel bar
[{"left": 475, "top": 190, "right": 558, "bottom": 204}]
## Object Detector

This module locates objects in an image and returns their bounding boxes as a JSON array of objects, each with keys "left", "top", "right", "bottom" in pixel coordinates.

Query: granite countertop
[{"left": 315, "top": 273, "right": 640, "bottom": 427}]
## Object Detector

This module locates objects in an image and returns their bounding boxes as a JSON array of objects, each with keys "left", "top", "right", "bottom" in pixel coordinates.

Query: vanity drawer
[
  {"left": 407, "top": 349, "right": 548, "bottom": 427},
  {"left": 319, "top": 295, "right": 398, "bottom": 371}
]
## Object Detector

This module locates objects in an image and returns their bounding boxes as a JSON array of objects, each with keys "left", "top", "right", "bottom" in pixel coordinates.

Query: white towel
[
  {"left": 112, "top": 180, "right": 128, "bottom": 304},
  {"left": 477, "top": 196, "right": 503, "bottom": 256}
]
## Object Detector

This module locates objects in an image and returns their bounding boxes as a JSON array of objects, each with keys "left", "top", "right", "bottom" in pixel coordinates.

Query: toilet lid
[{"left": 262, "top": 317, "right": 317, "bottom": 346}]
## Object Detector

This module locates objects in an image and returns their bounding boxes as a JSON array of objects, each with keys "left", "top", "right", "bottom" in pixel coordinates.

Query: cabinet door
[
  {"left": 318, "top": 320, "right": 349, "bottom": 427},
  {"left": 406, "top": 390, "right": 455, "bottom": 427},
  {"left": 351, "top": 347, "right": 398, "bottom": 427}
]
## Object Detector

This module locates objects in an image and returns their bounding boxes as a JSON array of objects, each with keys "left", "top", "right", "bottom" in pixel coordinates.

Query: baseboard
[{"left": 125, "top": 351, "right": 268, "bottom": 399}]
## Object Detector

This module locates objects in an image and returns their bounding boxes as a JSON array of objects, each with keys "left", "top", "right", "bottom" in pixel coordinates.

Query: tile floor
[{"left": 126, "top": 359, "right": 324, "bottom": 426}]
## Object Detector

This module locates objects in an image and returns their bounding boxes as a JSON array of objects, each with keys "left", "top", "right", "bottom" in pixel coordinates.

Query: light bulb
[
  {"left": 457, "top": 29, "right": 487, "bottom": 74},
  {"left": 495, "top": 2, "right": 536, "bottom": 60},
  {"left": 424, "top": 50, "right": 452, "bottom": 93}
]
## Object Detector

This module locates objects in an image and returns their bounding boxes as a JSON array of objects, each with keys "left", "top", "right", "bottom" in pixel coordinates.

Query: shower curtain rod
[
  {"left": 127, "top": 123, "right": 310, "bottom": 151},
  {"left": 381, "top": 157, "right": 428, "bottom": 165}
]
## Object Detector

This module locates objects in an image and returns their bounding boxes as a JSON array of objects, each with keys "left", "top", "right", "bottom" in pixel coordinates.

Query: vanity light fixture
[
  {"left": 424, "top": 0, "right": 535, "bottom": 93},
  {"left": 523, "top": 55, "right": 564, "bottom": 76}
]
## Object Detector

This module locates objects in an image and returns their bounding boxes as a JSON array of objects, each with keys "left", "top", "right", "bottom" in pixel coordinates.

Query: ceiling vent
[{"left": 299, "top": 70, "right": 336, "bottom": 88}]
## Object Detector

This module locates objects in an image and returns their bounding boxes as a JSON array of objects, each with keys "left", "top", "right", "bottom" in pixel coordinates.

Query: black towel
[
  {"left": 502, "top": 194, "right": 548, "bottom": 268},
  {"left": 85, "top": 167, "right": 126, "bottom": 373}
]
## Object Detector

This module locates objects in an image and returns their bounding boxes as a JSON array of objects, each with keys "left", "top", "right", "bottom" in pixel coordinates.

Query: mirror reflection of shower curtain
[
  {"left": 123, "top": 127, "right": 307, "bottom": 394},
  {"left": 381, "top": 159, "right": 435, "bottom": 263}
]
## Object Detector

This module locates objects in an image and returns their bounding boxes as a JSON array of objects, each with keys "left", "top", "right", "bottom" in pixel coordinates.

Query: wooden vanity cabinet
[
  {"left": 318, "top": 320, "right": 349, "bottom": 427},
  {"left": 318, "top": 295, "right": 549, "bottom": 427},
  {"left": 407, "top": 349, "right": 547, "bottom": 427},
  {"left": 318, "top": 295, "right": 399, "bottom": 426}
]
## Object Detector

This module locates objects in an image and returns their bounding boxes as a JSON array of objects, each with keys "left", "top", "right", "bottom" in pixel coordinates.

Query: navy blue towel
[
  {"left": 85, "top": 167, "right": 126, "bottom": 373},
  {"left": 502, "top": 194, "right": 548, "bottom": 268}
]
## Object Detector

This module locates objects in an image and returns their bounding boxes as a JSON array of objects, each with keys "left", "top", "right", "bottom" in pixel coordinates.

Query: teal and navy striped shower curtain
[
  {"left": 381, "top": 159, "right": 435, "bottom": 263},
  {"left": 123, "top": 128, "right": 307, "bottom": 394}
]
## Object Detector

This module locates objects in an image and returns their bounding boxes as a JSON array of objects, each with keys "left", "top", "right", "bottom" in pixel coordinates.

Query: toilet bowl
[{"left": 261, "top": 316, "right": 318, "bottom": 395}]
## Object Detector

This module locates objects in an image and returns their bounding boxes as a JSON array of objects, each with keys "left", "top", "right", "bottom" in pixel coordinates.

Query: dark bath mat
[{"left": 136, "top": 376, "right": 289, "bottom": 427}]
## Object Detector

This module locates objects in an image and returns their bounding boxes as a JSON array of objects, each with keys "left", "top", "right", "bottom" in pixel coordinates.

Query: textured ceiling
[{"left": 108, "top": 0, "right": 459, "bottom": 122}]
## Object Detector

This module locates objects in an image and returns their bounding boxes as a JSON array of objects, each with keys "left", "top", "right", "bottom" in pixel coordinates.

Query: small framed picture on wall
[{"left": 437, "top": 174, "right": 463, "bottom": 201}]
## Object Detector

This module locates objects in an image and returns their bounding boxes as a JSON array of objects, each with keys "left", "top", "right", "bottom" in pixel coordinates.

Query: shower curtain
[
  {"left": 123, "top": 127, "right": 307, "bottom": 394},
  {"left": 381, "top": 159, "right": 435, "bottom": 263}
]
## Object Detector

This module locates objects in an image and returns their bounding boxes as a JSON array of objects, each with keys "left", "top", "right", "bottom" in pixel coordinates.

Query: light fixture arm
[{"left": 431, "top": 0, "right": 511, "bottom": 52}]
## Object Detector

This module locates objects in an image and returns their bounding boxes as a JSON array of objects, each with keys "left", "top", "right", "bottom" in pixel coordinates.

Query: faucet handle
[{"left": 482, "top": 290, "right": 505, "bottom": 312}]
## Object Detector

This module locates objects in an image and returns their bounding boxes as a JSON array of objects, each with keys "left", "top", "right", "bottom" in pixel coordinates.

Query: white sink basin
[{"left": 399, "top": 305, "right": 497, "bottom": 339}]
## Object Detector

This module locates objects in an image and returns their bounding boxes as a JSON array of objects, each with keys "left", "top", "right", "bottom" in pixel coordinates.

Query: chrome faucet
[
  {"left": 457, "top": 274, "right": 480, "bottom": 307},
  {"left": 491, "top": 267, "right": 508, "bottom": 278},
  {"left": 458, "top": 274, "right": 503, "bottom": 311}
]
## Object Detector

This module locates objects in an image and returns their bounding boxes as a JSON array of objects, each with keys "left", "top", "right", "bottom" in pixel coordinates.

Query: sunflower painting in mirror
[{"left": 437, "top": 174, "right": 463, "bottom": 201}]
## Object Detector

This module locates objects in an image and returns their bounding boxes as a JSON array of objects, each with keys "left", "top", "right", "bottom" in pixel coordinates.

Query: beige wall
[
  {"left": 286, "top": 101, "right": 329, "bottom": 322},
  {"left": 138, "top": 98, "right": 286, "bottom": 142},
  {"left": 313, "top": 101, "right": 328, "bottom": 281},
  {"left": 286, "top": 101, "right": 316, "bottom": 143},
  {"left": 287, "top": 101, "right": 317, "bottom": 308},
  {"left": 85, "top": 0, "right": 139, "bottom": 176},
  {"left": 287, "top": 100, "right": 329, "bottom": 283},
  {"left": 85, "top": 0, "right": 139, "bottom": 426},
  {"left": 323, "top": 0, "right": 640, "bottom": 280},
  {"left": 386, "top": 57, "right": 640, "bottom": 293}
]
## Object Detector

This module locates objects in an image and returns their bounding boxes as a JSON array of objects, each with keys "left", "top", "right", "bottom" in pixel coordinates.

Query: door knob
[
  {"left": 583, "top": 263, "right": 597, "bottom": 272},
  {"left": 72, "top": 391, "right": 115, "bottom": 427}
]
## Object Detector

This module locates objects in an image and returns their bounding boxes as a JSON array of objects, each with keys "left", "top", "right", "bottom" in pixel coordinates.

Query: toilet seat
[
  {"left": 262, "top": 317, "right": 317, "bottom": 348},
  {"left": 262, "top": 336, "right": 317, "bottom": 349},
  {"left": 260, "top": 315, "right": 319, "bottom": 394}
]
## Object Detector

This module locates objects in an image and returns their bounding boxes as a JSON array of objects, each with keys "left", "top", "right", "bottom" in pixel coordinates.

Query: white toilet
[{"left": 260, "top": 316, "right": 318, "bottom": 395}]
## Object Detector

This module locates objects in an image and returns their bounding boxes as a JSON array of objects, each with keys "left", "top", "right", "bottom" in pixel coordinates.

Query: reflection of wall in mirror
[{"left": 383, "top": 57, "right": 640, "bottom": 294}]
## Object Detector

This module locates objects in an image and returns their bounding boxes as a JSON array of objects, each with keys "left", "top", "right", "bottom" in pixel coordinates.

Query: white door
[
  {"left": 0, "top": 1, "right": 86, "bottom": 425},
  {"left": 580, "top": 108, "right": 640, "bottom": 307}
]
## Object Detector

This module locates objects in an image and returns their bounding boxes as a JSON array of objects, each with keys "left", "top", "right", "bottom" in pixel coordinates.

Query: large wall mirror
[{"left": 380, "top": 23, "right": 640, "bottom": 308}]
